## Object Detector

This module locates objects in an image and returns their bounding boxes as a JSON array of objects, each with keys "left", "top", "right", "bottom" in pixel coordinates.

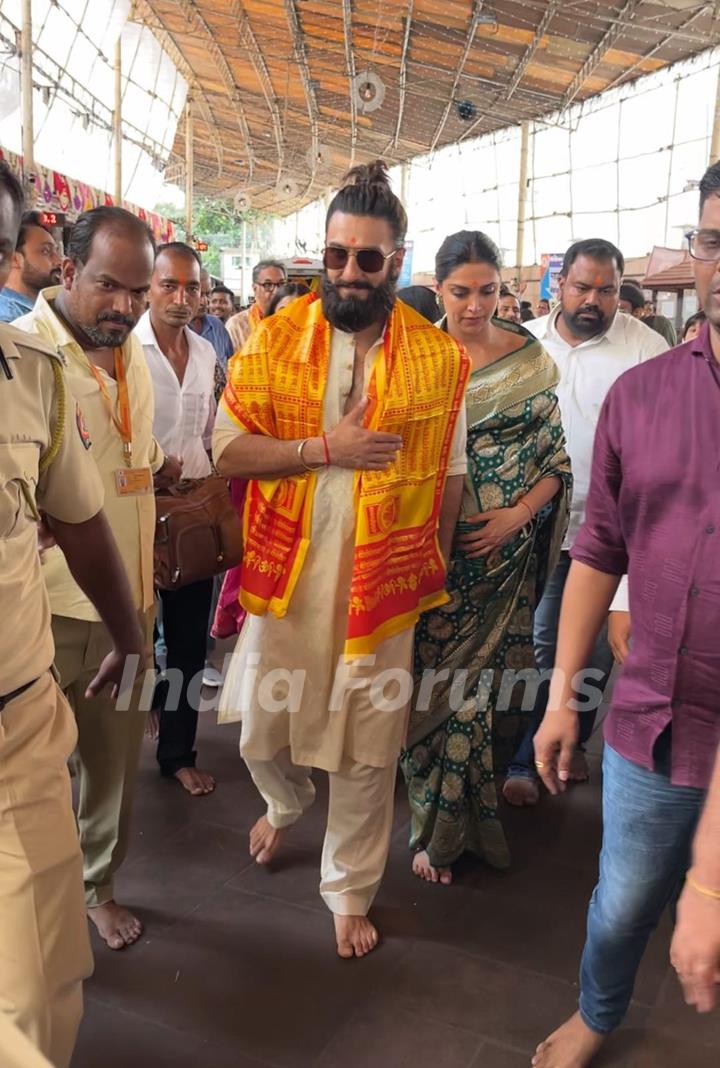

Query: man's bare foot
[
  {"left": 569, "top": 751, "right": 590, "bottom": 783},
  {"left": 532, "top": 1013, "right": 606, "bottom": 1068},
  {"left": 503, "top": 776, "right": 540, "bottom": 807},
  {"left": 174, "top": 767, "right": 216, "bottom": 796},
  {"left": 412, "top": 849, "right": 453, "bottom": 885},
  {"left": 249, "top": 815, "right": 284, "bottom": 864},
  {"left": 88, "top": 901, "right": 143, "bottom": 951},
  {"left": 334, "top": 914, "right": 379, "bottom": 958}
]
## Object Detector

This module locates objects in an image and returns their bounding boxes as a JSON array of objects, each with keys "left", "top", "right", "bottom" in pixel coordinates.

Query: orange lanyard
[{"left": 86, "top": 348, "right": 133, "bottom": 466}]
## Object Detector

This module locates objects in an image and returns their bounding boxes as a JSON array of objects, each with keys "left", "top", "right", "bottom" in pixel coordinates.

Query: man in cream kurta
[
  {"left": 213, "top": 166, "right": 468, "bottom": 959},
  {"left": 215, "top": 326, "right": 467, "bottom": 762},
  {"left": 14, "top": 208, "right": 176, "bottom": 951},
  {"left": 215, "top": 324, "right": 467, "bottom": 942}
]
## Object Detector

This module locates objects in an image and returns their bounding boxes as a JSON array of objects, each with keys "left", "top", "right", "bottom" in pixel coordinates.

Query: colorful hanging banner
[{"left": 0, "top": 145, "right": 176, "bottom": 243}]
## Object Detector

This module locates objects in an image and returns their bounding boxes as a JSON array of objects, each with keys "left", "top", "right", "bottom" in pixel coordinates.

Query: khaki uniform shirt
[
  {"left": 0, "top": 322, "right": 104, "bottom": 694},
  {"left": 15, "top": 289, "right": 164, "bottom": 619}
]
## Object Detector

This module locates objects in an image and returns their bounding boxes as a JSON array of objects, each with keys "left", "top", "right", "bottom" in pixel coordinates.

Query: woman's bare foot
[
  {"left": 249, "top": 815, "right": 284, "bottom": 864},
  {"left": 411, "top": 849, "right": 453, "bottom": 885},
  {"left": 532, "top": 1013, "right": 606, "bottom": 1068},
  {"left": 334, "top": 914, "right": 379, "bottom": 958},
  {"left": 174, "top": 767, "right": 216, "bottom": 796},
  {"left": 503, "top": 776, "right": 540, "bottom": 807},
  {"left": 88, "top": 901, "right": 143, "bottom": 951},
  {"left": 569, "top": 751, "right": 590, "bottom": 783}
]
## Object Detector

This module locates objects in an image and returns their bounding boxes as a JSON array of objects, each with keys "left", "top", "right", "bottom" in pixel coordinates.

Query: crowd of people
[{"left": 0, "top": 153, "right": 718, "bottom": 1068}]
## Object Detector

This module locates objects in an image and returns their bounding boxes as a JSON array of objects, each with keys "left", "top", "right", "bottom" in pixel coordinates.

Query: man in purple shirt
[{"left": 531, "top": 161, "right": 720, "bottom": 1068}]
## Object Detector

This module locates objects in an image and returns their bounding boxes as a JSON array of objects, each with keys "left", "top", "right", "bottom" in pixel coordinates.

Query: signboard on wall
[
  {"left": 397, "top": 239, "right": 414, "bottom": 288},
  {"left": 540, "top": 253, "right": 564, "bottom": 301}
]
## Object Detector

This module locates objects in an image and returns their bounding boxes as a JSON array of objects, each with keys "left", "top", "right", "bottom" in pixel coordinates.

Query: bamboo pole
[
  {"left": 710, "top": 65, "right": 720, "bottom": 165},
  {"left": 113, "top": 37, "right": 122, "bottom": 204},
  {"left": 515, "top": 120, "right": 530, "bottom": 284},
  {"left": 185, "top": 100, "right": 194, "bottom": 241},
  {"left": 20, "top": 0, "right": 35, "bottom": 202}
]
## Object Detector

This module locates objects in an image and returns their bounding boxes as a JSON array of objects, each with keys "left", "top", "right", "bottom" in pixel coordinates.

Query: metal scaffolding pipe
[
  {"left": 515, "top": 120, "right": 530, "bottom": 281},
  {"left": 20, "top": 0, "right": 34, "bottom": 195},
  {"left": 113, "top": 37, "right": 122, "bottom": 204},
  {"left": 185, "top": 100, "right": 194, "bottom": 241}
]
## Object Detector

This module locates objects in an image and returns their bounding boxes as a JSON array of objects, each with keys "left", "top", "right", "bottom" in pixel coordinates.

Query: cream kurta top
[{"left": 213, "top": 326, "right": 467, "bottom": 773}]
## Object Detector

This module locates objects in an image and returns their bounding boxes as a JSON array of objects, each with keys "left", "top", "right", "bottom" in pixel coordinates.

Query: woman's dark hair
[
  {"left": 397, "top": 285, "right": 438, "bottom": 323},
  {"left": 435, "top": 230, "right": 503, "bottom": 285},
  {"left": 266, "top": 281, "right": 310, "bottom": 317},
  {"left": 682, "top": 309, "right": 706, "bottom": 340},
  {"left": 326, "top": 160, "right": 407, "bottom": 245}
]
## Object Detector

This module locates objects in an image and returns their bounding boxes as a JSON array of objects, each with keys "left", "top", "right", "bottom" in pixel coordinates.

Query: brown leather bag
[{"left": 154, "top": 476, "right": 243, "bottom": 589}]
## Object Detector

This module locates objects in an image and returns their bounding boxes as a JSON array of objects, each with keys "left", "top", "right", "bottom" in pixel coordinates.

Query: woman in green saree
[{"left": 401, "top": 231, "right": 572, "bottom": 885}]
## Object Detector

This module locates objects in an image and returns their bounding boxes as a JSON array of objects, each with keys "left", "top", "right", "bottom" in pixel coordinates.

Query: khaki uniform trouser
[
  {"left": 245, "top": 747, "right": 397, "bottom": 916},
  {"left": 0, "top": 670, "right": 92, "bottom": 1068},
  {"left": 0, "top": 1013, "right": 54, "bottom": 1068},
  {"left": 52, "top": 608, "right": 154, "bottom": 908}
]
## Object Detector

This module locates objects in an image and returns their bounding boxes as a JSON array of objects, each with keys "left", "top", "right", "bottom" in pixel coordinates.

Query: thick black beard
[
  {"left": 320, "top": 273, "right": 397, "bottom": 333},
  {"left": 563, "top": 305, "right": 609, "bottom": 339}
]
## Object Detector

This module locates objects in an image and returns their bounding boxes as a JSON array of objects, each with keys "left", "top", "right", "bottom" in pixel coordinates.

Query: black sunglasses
[{"left": 322, "top": 245, "right": 398, "bottom": 273}]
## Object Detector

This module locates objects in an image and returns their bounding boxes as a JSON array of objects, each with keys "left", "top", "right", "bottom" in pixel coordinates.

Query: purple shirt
[{"left": 571, "top": 323, "right": 720, "bottom": 789}]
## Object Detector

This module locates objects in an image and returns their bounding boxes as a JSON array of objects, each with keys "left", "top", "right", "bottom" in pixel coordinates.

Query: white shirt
[
  {"left": 526, "top": 307, "right": 668, "bottom": 549},
  {"left": 136, "top": 310, "right": 216, "bottom": 478}
]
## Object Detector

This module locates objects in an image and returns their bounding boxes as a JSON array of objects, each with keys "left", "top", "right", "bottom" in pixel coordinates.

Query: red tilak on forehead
[{"left": 349, "top": 236, "right": 358, "bottom": 244}]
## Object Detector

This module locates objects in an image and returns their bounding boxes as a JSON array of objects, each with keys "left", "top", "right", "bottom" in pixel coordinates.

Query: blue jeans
[
  {"left": 579, "top": 742, "right": 704, "bottom": 1033},
  {"left": 507, "top": 551, "right": 614, "bottom": 778}
]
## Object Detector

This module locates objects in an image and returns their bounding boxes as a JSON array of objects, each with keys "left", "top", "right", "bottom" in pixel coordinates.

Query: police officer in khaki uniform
[
  {"left": 0, "top": 1016, "right": 54, "bottom": 1068},
  {"left": 15, "top": 207, "right": 180, "bottom": 952},
  {"left": 0, "top": 163, "right": 145, "bottom": 1067}
]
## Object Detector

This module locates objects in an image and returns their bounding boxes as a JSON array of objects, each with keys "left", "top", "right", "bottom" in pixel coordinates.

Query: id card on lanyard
[{"left": 86, "top": 348, "right": 153, "bottom": 496}]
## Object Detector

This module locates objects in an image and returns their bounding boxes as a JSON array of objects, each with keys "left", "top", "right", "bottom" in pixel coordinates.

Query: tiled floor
[{"left": 72, "top": 702, "right": 719, "bottom": 1068}]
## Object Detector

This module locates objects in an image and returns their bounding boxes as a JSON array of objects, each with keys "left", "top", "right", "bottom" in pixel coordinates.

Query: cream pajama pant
[{"left": 245, "top": 747, "right": 397, "bottom": 916}]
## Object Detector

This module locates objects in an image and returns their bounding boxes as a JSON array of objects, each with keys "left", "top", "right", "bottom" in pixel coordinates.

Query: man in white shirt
[
  {"left": 503, "top": 238, "right": 668, "bottom": 805},
  {"left": 135, "top": 242, "right": 217, "bottom": 797}
]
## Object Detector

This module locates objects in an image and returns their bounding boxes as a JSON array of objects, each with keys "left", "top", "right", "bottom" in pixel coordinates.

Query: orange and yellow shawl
[{"left": 223, "top": 293, "right": 470, "bottom": 657}]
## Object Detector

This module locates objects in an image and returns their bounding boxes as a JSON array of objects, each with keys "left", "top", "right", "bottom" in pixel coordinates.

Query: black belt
[{"left": 0, "top": 676, "right": 40, "bottom": 711}]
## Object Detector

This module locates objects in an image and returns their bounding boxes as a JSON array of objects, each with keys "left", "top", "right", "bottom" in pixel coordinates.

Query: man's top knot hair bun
[
  {"left": 341, "top": 159, "right": 391, "bottom": 190},
  {"left": 326, "top": 158, "right": 407, "bottom": 245}
]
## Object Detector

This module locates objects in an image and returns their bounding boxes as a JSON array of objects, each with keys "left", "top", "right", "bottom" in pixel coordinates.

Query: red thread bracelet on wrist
[{"left": 322, "top": 432, "right": 332, "bottom": 466}]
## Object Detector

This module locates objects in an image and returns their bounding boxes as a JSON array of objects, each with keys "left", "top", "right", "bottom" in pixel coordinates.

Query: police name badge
[{"left": 114, "top": 467, "right": 153, "bottom": 496}]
